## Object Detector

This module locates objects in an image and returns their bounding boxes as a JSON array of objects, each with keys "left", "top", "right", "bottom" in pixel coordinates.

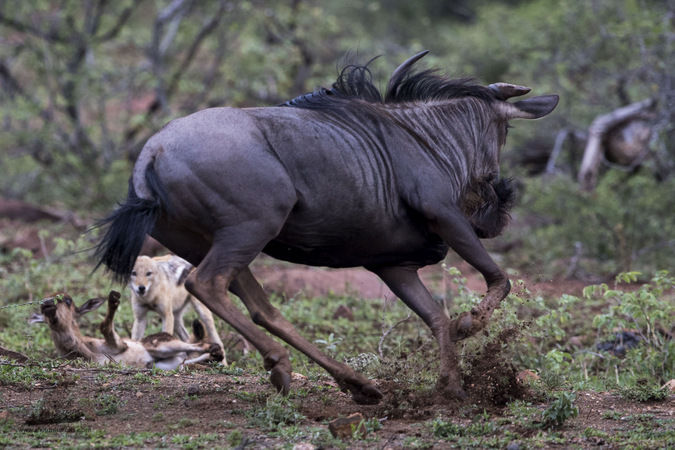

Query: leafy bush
[
  {"left": 616, "top": 380, "right": 669, "bottom": 403},
  {"left": 541, "top": 391, "right": 578, "bottom": 428},
  {"left": 587, "top": 271, "right": 675, "bottom": 383},
  {"left": 506, "top": 173, "right": 675, "bottom": 278}
]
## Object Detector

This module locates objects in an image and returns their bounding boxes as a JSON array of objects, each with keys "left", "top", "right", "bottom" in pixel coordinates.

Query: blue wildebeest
[{"left": 96, "top": 51, "right": 558, "bottom": 404}]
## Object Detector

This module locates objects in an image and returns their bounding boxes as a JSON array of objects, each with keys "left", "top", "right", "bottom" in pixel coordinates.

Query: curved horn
[
  {"left": 387, "top": 50, "right": 430, "bottom": 93},
  {"left": 489, "top": 82, "right": 531, "bottom": 100}
]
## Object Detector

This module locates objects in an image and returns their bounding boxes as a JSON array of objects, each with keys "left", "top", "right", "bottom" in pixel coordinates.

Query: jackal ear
[
  {"left": 28, "top": 313, "right": 45, "bottom": 324},
  {"left": 75, "top": 296, "right": 108, "bottom": 317},
  {"left": 499, "top": 95, "right": 559, "bottom": 120}
]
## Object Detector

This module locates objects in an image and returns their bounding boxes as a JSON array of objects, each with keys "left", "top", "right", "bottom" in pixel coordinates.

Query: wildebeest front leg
[
  {"left": 369, "top": 266, "right": 465, "bottom": 399},
  {"left": 429, "top": 206, "right": 511, "bottom": 341},
  {"left": 230, "top": 268, "right": 383, "bottom": 405}
]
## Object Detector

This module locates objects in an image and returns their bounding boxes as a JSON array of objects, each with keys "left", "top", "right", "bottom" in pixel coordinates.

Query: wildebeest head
[{"left": 286, "top": 51, "right": 559, "bottom": 238}]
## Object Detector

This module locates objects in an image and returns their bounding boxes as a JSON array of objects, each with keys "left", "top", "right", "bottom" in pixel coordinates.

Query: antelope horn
[
  {"left": 387, "top": 50, "right": 429, "bottom": 93},
  {"left": 489, "top": 82, "right": 531, "bottom": 100}
]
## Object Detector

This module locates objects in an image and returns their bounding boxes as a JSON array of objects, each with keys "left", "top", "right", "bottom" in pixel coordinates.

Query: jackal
[{"left": 129, "top": 255, "right": 225, "bottom": 363}]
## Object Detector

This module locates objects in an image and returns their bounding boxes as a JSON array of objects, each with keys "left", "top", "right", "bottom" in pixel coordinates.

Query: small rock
[
  {"left": 506, "top": 443, "right": 521, "bottom": 450},
  {"left": 567, "top": 335, "right": 584, "bottom": 350},
  {"left": 333, "top": 304, "right": 354, "bottom": 321},
  {"left": 663, "top": 379, "right": 675, "bottom": 393},
  {"left": 516, "top": 370, "right": 540, "bottom": 384},
  {"left": 292, "top": 443, "right": 315, "bottom": 450},
  {"left": 187, "top": 385, "right": 200, "bottom": 396},
  {"left": 291, "top": 372, "right": 308, "bottom": 381},
  {"left": 135, "top": 391, "right": 143, "bottom": 398},
  {"left": 328, "top": 413, "right": 367, "bottom": 439}
]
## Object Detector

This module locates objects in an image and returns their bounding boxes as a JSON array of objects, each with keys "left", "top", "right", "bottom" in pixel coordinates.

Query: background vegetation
[
  {"left": 0, "top": 1, "right": 673, "bottom": 447},
  {"left": 1, "top": 0, "right": 673, "bottom": 279}
]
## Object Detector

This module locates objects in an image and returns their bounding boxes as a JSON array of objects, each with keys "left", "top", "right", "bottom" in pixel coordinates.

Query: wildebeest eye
[{"left": 64, "top": 296, "right": 72, "bottom": 306}]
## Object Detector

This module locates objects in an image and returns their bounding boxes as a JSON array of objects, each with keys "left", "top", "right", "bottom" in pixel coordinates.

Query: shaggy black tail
[{"left": 93, "top": 163, "right": 172, "bottom": 284}]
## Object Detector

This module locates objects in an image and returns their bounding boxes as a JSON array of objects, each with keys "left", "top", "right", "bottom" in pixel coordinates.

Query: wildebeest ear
[
  {"left": 28, "top": 313, "right": 45, "bottom": 324},
  {"left": 75, "top": 296, "right": 108, "bottom": 317},
  {"left": 500, "top": 94, "right": 560, "bottom": 120}
]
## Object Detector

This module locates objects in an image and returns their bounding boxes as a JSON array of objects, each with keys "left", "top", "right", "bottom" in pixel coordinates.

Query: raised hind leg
[
  {"left": 230, "top": 268, "right": 383, "bottom": 405},
  {"left": 99, "top": 291, "right": 128, "bottom": 353}
]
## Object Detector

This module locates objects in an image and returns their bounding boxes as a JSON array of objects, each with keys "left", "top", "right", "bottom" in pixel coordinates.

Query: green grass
[{"left": 1, "top": 229, "right": 674, "bottom": 448}]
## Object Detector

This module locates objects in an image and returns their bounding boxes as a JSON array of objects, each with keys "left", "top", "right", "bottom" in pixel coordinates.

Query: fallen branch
[{"left": 578, "top": 98, "right": 656, "bottom": 190}]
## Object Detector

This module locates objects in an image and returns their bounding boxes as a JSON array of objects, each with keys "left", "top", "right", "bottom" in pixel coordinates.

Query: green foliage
[
  {"left": 506, "top": 174, "right": 675, "bottom": 278},
  {"left": 226, "top": 429, "right": 244, "bottom": 448},
  {"left": 431, "top": 412, "right": 498, "bottom": 440},
  {"left": 541, "top": 391, "right": 579, "bottom": 428},
  {"left": 0, "top": 361, "right": 79, "bottom": 388},
  {"left": 586, "top": 271, "right": 675, "bottom": 383},
  {"left": 616, "top": 380, "right": 669, "bottom": 403},
  {"left": 93, "top": 394, "right": 126, "bottom": 416},
  {"left": 246, "top": 393, "right": 305, "bottom": 431}
]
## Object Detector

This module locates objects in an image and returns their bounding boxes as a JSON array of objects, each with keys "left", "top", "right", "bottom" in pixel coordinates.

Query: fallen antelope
[
  {"left": 30, "top": 291, "right": 224, "bottom": 369},
  {"left": 96, "top": 50, "right": 558, "bottom": 403}
]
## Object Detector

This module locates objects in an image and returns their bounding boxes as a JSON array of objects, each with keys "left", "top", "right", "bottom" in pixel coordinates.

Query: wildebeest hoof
[
  {"left": 442, "top": 385, "right": 468, "bottom": 401},
  {"left": 338, "top": 376, "right": 383, "bottom": 405},
  {"left": 450, "top": 311, "right": 475, "bottom": 341},
  {"left": 350, "top": 383, "right": 383, "bottom": 405},
  {"left": 208, "top": 344, "right": 225, "bottom": 362},
  {"left": 436, "top": 371, "right": 467, "bottom": 400},
  {"left": 262, "top": 350, "right": 292, "bottom": 395},
  {"left": 270, "top": 367, "right": 292, "bottom": 396}
]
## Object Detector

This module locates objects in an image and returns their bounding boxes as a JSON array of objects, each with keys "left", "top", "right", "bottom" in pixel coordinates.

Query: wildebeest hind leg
[
  {"left": 230, "top": 268, "right": 383, "bottom": 405},
  {"left": 370, "top": 266, "right": 466, "bottom": 399},
  {"left": 182, "top": 235, "right": 294, "bottom": 395},
  {"left": 186, "top": 270, "right": 293, "bottom": 394}
]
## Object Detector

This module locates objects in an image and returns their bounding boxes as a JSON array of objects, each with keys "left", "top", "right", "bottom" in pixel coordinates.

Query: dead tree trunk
[{"left": 578, "top": 98, "right": 656, "bottom": 190}]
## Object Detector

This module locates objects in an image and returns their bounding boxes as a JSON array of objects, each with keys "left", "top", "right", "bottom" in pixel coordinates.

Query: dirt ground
[
  {"left": 1, "top": 202, "right": 673, "bottom": 448},
  {"left": 2, "top": 349, "right": 674, "bottom": 449},
  {"left": 2, "top": 264, "right": 672, "bottom": 448}
]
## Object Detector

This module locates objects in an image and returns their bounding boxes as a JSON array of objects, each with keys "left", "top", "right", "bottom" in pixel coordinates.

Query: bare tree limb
[
  {"left": 578, "top": 98, "right": 656, "bottom": 190},
  {"left": 167, "top": 1, "right": 228, "bottom": 98},
  {"left": 0, "top": 12, "right": 69, "bottom": 43}
]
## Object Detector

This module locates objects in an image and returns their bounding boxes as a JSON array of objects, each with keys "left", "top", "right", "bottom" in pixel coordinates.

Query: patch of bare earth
[
  {"left": 3, "top": 364, "right": 674, "bottom": 448},
  {"left": 2, "top": 205, "right": 672, "bottom": 447}
]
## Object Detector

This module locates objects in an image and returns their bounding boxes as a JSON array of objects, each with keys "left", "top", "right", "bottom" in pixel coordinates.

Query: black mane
[{"left": 282, "top": 55, "right": 496, "bottom": 110}]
